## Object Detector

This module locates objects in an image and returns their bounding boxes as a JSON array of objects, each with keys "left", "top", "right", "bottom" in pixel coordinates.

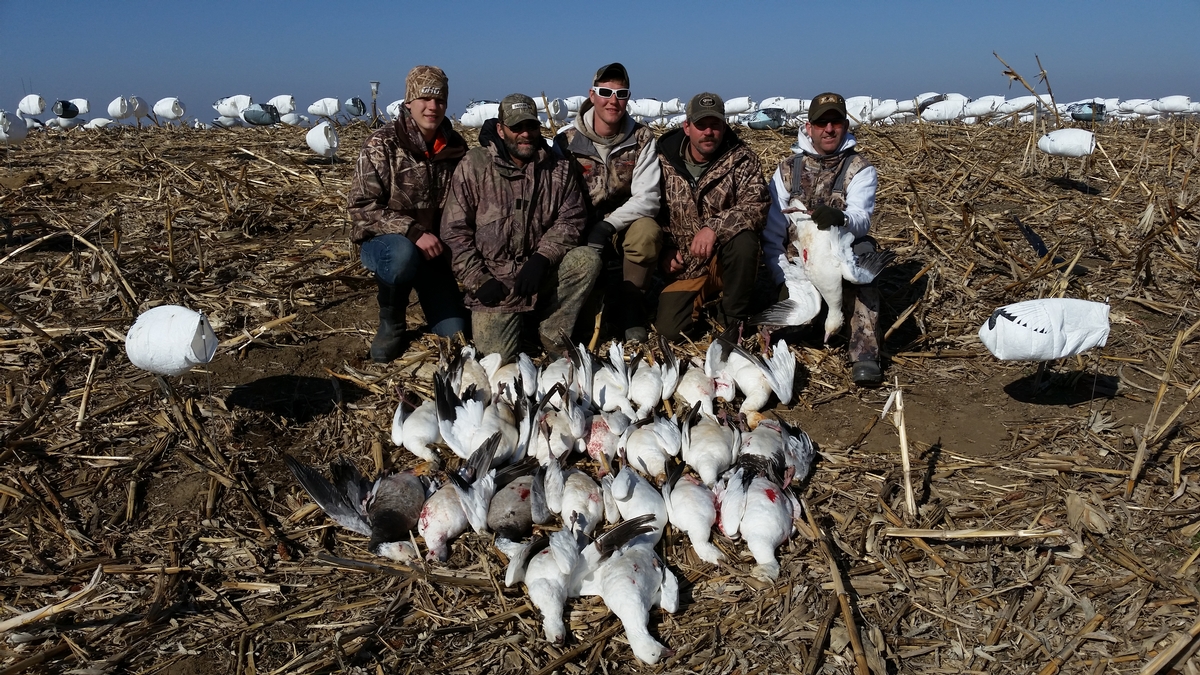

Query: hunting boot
[
  {"left": 370, "top": 280, "right": 406, "bottom": 363},
  {"left": 617, "top": 259, "right": 651, "bottom": 343}
]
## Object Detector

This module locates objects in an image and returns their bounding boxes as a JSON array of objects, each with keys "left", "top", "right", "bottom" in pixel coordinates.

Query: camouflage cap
[
  {"left": 593, "top": 62, "right": 629, "bottom": 87},
  {"left": 808, "top": 92, "right": 847, "bottom": 122},
  {"left": 686, "top": 92, "right": 725, "bottom": 123},
  {"left": 406, "top": 65, "right": 448, "bottom": 102},
  {"left": 499, "top": 93, "right": 539, "bottom": 127}
]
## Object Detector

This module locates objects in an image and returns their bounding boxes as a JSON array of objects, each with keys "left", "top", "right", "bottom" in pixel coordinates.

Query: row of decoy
[{"left": 285, "top": 334, "right": 807, "bottom": 664}]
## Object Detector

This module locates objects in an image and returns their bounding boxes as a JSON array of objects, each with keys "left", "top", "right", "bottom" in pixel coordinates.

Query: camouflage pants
[
  {"left": 472, "top": 246, "right": 601, "bottom": 360},
  {"left": 846, "top": 237, "right": 881, "bottom": 364},
  {"left": 617, "top": 217, "right": 662, "bottom": 288},
  {"left": 656, "top": 230, "right": 759, "bottom": 342}
]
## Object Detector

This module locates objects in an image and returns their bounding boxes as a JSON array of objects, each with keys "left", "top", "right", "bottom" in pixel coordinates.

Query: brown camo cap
[{"left": 406, "top": 65, "right": 448, "bottom": 102}]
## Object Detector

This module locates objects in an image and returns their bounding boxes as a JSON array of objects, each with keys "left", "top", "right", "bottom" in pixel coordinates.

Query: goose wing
[{"left": 284, "top": 456, "right": 372, "bottom": 536}]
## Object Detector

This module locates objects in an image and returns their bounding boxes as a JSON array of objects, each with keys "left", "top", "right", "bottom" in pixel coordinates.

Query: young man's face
[
  {"left": 407, "top": 97, "right": 447, "bottom": 137},
  {"left": 588, "top": 79, "right": 629, "bottom": 130}
]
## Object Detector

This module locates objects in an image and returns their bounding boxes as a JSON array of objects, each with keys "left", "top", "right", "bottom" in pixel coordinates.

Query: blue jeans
[{"left": 359, "top": 234, "right": 468, "bottom": 337}]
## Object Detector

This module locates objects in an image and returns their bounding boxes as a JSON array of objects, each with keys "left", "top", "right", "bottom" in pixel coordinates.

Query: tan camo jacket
[
  {"left": 656, "top": 127, "right": 769, "bottom": 280},
  {"left": 347, "top": 108, "right": 467, "bottom": 245},
  {"left": 440, "top": 127, "right": 586, "bottom": 313}
]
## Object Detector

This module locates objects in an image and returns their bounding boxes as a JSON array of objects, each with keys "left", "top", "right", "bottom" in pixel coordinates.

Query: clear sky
[{"left": 2, "top": 0, "right": 1197, "bottom": 122}]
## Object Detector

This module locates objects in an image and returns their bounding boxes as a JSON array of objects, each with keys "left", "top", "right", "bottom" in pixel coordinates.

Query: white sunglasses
[{"left": 592, "top": 86, "right": 631, "bottom": 100}]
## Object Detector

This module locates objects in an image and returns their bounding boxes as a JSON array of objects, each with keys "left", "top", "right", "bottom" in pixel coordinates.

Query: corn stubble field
[{"left": 1, "top": 116, "right": 1199, "bottom": 675}]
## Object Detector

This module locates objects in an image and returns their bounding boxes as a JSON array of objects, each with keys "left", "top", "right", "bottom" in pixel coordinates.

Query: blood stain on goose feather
[{"left": 765, "top": 488, "right": 778, "bottom": 503}]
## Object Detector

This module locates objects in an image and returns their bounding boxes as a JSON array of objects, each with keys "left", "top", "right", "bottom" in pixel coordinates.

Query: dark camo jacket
[
  {"left": 440, "top": 141, "right": 586, "bottom": 312},
  {"left": 656, "top": 127, "right": 769, "bottom": 280},
  {"left": 347, "top": 108, "right": 467, "bottom": 245}
]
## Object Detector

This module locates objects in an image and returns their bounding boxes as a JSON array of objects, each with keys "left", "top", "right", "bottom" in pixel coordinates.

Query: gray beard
[{"left": 505, "top": 137, "right": 538, "bottom": 162}]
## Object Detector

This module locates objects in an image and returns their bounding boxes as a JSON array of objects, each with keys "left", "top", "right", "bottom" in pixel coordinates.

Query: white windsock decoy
[
  {"left": 308, "top": 97, "right": 340, "bottom": 117},
  {"left": 214, "top": 116, "right": 244, "bottom": 128},
  {"left": 241, "top": 103, "right": 280, "bottom": 126},
  {"left": 267, "top": 94, "right": 295, "bottom": 114},
  {"left": 107, "top": 96, "right": 132, "bottom": 120},
  {"left": 385, "top": 99, "right": 405, "bottom": 119},
  {"left": 1154, "top": 96, "right": 1191, "bottom": 113},
  {"left": 280, "top": 112, "right": 308, "bottom": 126},
  {"left": 964, "top": 95, "right": 1004, "bottom": 118},
  {"left": 47, "top": 117, "right": 83, "bottom": 130},
  {"left": 344, "top": 97, "right": 367, "bottom": 117},
  {"left": 563, "top": 95, "right": 586, "bottom": 113},
  {"left": 978, "top": 298, "right": 1110, "bottom": 361},
  {"left": 125, "top": 305, "right": 218, "bottom": 377},
  {"left": 18, "top": 94, "right": 45, "bottom": 117},
  {"left": 1038, "top": 129, "right": 1095, "bottom": 157},
  {"left": 153, "top": 97, "right": 186, "bottom": 121},
  {"left": 869, "top": 99, "right": 900, "bottom": 121},
  {"left": 213, "top": 95, "right": 252, "bottom": 117},
  {"left": 306, "top": 121, "right": 338, "bottom": 158},
  {"left": 723, "top": 96, "right": 754, "bottom": 115},
  {"left": 70, "top": 98, "right": 90, "bottom": 114},
  {"left": 83, "top": 118, "right": 115, "bottom": 130},
  {"left": 0, "top": 110, "right": 28, "bottom": 146},
  {"left": 460, "top": 102, "right": 499, "bottom": 127},
  {"left": 129, "top": 97, "right": 150, "bottom": 126},
  {"left": 920, "top": 98, "right": 965, "bottom": 123}
]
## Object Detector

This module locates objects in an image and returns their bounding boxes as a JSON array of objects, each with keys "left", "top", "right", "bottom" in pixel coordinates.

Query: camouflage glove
[
  {"left": 811, "top": 205, "right": 846, "bottom": 230},
  {"left": 513, "top": 253, "right": 550, "bottom": 297},
  {"left": 474, "top": 277, "right": 509, "bottom": 307},
  {"left": 586, "top": 221, "right": 617, "bottom": 250}
]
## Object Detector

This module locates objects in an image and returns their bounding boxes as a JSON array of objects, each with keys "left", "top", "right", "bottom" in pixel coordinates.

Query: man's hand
[
  {"left": 586, "top": 221, "right": 616, "bottom": 250},
  {"left": 513, "top": 253, "right": 550, "bottom": 297},
  {"left": 810, "top": 205, "right": 846, "bottom": 230},
  {"left": 661, "top": 247, "right": 685, "bottom": 275},
  {"left": 689, "top": 226, "right": 716, "bottom": 260},
  {"left": 473, "top": 277, "right": 508, "bottom": 307},
  {"left": 414, "top": 232, "right": 444, "bottom": 260}
]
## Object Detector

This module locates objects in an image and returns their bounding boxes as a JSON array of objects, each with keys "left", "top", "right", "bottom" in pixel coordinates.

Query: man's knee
[
  {"left": 621, "top": 217, "right": 662, "bottom": 266},
  {"left": 471, "top": 312, "right": 521, "bottom": 360},
  {"left": 654, "top": 291, "right": 696, "bottom": 343},
  {"left": 361, "top": 234, "right": 422, "bottom": 285},
  {"left": 559, "top": 246, "right": 602, "bottom": 284},
  {"left": 723, "top": 229, "right": 759, "bottom": 263}
]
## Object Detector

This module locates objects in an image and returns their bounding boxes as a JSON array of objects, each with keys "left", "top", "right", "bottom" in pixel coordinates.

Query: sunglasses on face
[
  {"left": 810, "top": 118, "right": 846, "bottom": 129},
  {"left": 592, "top": 86, "right": 630, "bottom": 100}
]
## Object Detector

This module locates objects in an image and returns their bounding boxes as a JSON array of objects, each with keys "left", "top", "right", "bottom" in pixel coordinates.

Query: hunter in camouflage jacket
[
  {"left": 440, "top": 121, "right": 587, "bottom": 313},
  {"left": 347, "top": 107, "right": 468, "bottom": 245},
  {"left": 655, "top": 126, "right": 769, "bottom": 280}
]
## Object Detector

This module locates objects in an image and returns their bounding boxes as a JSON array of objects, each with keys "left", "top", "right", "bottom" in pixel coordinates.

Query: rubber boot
[{"left": 370, "top": 280, "right": 406, "bottom": 363}]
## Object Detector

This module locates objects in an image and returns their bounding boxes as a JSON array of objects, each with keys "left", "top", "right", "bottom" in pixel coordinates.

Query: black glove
[
  {"left": 811, "top": 205, "right": 846, "bottom": 230},
  {"left": 473, "top": 277, "right": 509, "bottom": 307},
  {"left": 513, "top": 253, "right": 550, "bottom": 297},
  {"left": 586, "top": 220, "right": 617, "bottom": 250}
]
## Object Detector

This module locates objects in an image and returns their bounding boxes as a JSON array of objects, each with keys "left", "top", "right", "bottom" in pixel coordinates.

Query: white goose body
[
  {"left": 674, "top": 360, "right": 715, "bottom": 416},
  {"left": 544, "top": 457, "right": 604, "bottom": 536},
  {"left": 603, "top": 464, "right": 668, "bottom": 545},
  {"left": 584, "top": 410, "right": 630, "bottom": 466},
  {"left": 754, "top": 198, "right": 893, "bottom": 340},
  {"left": 681, "top": 407, "right": 740, "bottom": 486},
  {"left": 628, "top": 358, "right": 663, "bottom": 418},
  {"left": 716, "top": 456, "right": 796, "bottom": 580},
  {"left": 418, "top": 436, "right": 499, "bottom": 561},
  {"left": 392, "top": 398, "right": 441, "bottom": 464},
  {"left": 596, "top": 542, "right": 679, "bottom": 664},
  {"left": 662, "top": 462, "right": 723, "bottom": 564},
  {"left": 620, "top": 414, "right": 681, "bottom": 480}
]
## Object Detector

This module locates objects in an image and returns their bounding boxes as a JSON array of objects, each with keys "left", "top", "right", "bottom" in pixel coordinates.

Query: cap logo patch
[
  {"left": 700, "top": 96, "right": 716, "bottom": 107},
  {"left": 510, "top": 102, "right": 531, "bottom": 111},
  {"left": 419, "top": 86, "right": 443, "bottom": 96}
]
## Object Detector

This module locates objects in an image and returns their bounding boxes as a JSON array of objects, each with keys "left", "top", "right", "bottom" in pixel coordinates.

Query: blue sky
[{"left": 2, "top": 0, "right": 1197, "bottom": 122}]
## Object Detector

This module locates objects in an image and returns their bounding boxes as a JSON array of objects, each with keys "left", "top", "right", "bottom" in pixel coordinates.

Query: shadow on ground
[
  {"left": 1003, "top": 371, "right": 1118, "bottom": 405},
  {"left": 226, "top": 375, "right": 367, "bottom": 422}
]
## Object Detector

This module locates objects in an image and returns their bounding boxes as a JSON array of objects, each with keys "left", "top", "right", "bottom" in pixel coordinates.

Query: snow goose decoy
[
  {"left": 753, "top": 198, "right": 895, "bottom": 341},
  {"left": 978, "top": 298, "right": 1110, "bottom": 362},
  {"left": 0, "top": 110, "right": 28, "bottom": 147},
  {"left": 390, "top": 390, "right": 441, "bottom": 465},
  {"left": 284, "top": 455, "right": 434, "bottom": 562},
  {"left": 418, "top": 432, "right": 501, "bottom": 561},
  {"left": 662, "top": 457, "right": 723, "bottom": 564},
  {"left": 153, "top": 97, "right": 186, "bottom": 123},
  {"left": 715, "top": 454, "right": 798, "bottom": 580}
]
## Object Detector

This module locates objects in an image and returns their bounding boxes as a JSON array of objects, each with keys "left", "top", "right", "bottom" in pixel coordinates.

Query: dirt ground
[{"left": 2, "top": 117, "right": 1199, "bottom": 674}]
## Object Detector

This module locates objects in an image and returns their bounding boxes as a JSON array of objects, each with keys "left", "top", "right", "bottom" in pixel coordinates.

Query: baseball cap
[
  {"left": 499, "top": 94, "right": 539, "bottom": 127},
  {"left": 808, "top": 92, "right": 848, "bottom": 122},
  {"left": 593, "top": 63, "right": 629, "bottom": 87},
  {"left": 686, "top": 93, "right": 725, "bottom": 123}
]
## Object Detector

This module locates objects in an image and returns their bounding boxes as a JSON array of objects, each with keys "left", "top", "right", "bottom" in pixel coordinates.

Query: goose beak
[
  {"left": 597, "top": 449, "right": 612, "bottom": 478},
  {"left": 746, "top": 411, "right": 764, "bottom": 430},
  {"left": 411, "top": 460, "right": 439, "bottom": 476}
]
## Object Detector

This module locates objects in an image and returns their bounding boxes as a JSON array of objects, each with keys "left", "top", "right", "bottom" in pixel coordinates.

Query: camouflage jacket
[
  {"left": 656, "top": 127, "right": 769, "bottom": 280},
  {"left": 347, "top": 107, "right": 468, "bottom": 245},
  {"left": 440, "top": 121, "right": 587, "bottom": 312},
  {"left": 776, "top": 147, "right": 872, "bottom": 212},
  {"left": 553, "top": 104, "right": 659, "bottom": 230}
]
